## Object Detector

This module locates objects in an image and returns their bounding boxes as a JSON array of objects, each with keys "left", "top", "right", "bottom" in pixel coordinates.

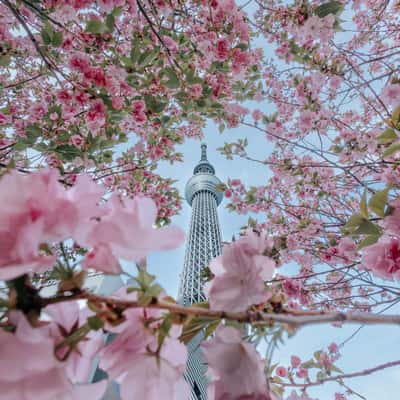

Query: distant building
[
  {"left": 39, "top": 271, "right": 123, "bottom": 299},
  {"left": 178, "top": 143, "right": 224, "bottom": 400}
]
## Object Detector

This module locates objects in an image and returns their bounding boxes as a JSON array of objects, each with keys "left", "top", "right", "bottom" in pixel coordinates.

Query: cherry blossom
[
  {"left": 290, "top": 356, "right": 301, "bottom": 369},
  {"left": 0, "top": 312, "right": 106, "bottom": 400},
  {"left": 362, "top": 237, "right": 400, "bottom": 281},
  {"left": 202, "top": 326, "right": 271, "bottom": 400},
  {"left": 381, "top": 84, "right": 400, "bottom": 106},
  {"left": 44, "top": 301, "right": 104, "bottom": 383},
  {"left": 100, "top": 290, "right": 189, "bottom": 400},
  {"left": 79, "top": 195, "right": 184, "bottom": 273},
  {"left": 205, "top": 231, "right": 275, "bottom": 312},
  {"left": 0, "top": 169, "right": 102, "bottom": 279},
  {"left": 276, "top": 367, "right": 287, "bottom": 378}
]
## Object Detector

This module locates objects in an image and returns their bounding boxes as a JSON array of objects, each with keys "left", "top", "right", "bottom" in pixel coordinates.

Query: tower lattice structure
[{"left": 178, "top": 143, "right": 223, "bottom": 400}]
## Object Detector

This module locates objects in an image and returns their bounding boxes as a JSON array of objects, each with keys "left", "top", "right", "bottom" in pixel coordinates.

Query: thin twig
[{"left": 279, "top": 359, "right": 400, "bottom": 388}]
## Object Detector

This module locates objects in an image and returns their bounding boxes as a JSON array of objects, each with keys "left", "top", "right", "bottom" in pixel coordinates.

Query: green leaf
[
  {"left": 301, "top": 360, "right": 318, "bottom": 369},
  {"left": 383, "top": 142, "right": 400, "bottom": 158},
  {"left": 357, "top": 234, "right": 380, "bottom": 250},
  {"left": 52, "top": 31, "right": 63, "bottom": 47},
  {"left": 86, "top": 19, "right": 106, "bottom": 34},
  {"left": 130, "top": 46, "right": 141, "bottom": 64},
  {"left": 204, "top": 319, "right": 220, "bottom": 339},
  {"left": 357, "top": 235, "right": 381, "bottom": 250},
  {"left": 34, "top": 142, "right": 48, "bottom": 152},
  {"left": 180, "top": 316, "right": 216, "bottom": 344},
  {"left": 191, "top": 301, "right": 209, "bottom": 308},
  {"left": 315, "top": 1, "right": 344, "bottom": 18},
  {"left": 378, "top": 128, "right": 397, "bottom": 144},
  {"left": 368, "top": 188, "right": 389, "bottom": 217},
  {"left": 360, "top": 189, "right": 368, "bottom": 218},
  {"left": 0, "top": 55, "right": 10, "bottom": 67},
  {"left": 392, "top": 105, "right": 400, "bottom": 125},
  {"left": 54, "top": 144, "right": 81, "bottom": 161},
  {"left": 87, "top": 316, "right": 104, "bottom": 330},
  {"left": 353, "top": 220, "right": 381, "bottom": 235},
  {"left": 236, "top": 43, "right": 248, "bottom": 51},
  {"left": 106, "top": 14, "right": 115, "bottom": 32},
  {"left": 135, "top": 268, "right": 156, "bottom": 289},
  {"left": 164, "top": 68, "right": 180, "bottom": 89},
  {"left": 41, "top": 23, "right": 52, "bottom": 45},
  {"left": 144, "top": 94, "right": 166, "bottom": 113},
  {"left": 121, "top": 56, "right": 134, "bottom": 68},
  {"left": 111, "top": 6, "right": 124, "bottom": 16},
  {"left": 158, "top": 315, "right": 172, "bottom": 347},
  {"left": 26, "top": 124, "right": 42, "bottom": 138},
  {"left": 330, "top": 365, "right": 343, "bottom": 374},
  {"left": 345, "top": 213, "right": 365, "bottom": 228},
  {"left": 40, "top": 29, "right": 51, "bottom": 46},
  {"left": 137, "top": 283, "right": 163, "bottom": 306},
  {"left": 138, "top": 48, "right": 159, "bottom": 66}
]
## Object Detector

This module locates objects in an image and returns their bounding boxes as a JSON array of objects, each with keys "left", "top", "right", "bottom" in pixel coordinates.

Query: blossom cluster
[{"left": 0, "top": 169, "right": 183, "bottom": 280}]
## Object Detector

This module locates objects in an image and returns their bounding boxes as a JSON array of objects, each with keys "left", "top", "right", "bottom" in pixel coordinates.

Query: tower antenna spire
[{"left": 200, "top": 142, "right": 207, "bottom": 161}]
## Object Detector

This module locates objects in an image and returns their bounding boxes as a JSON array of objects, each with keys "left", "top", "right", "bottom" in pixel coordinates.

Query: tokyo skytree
[{"left": 178, "top": 143, "right": 223, "bottom": 400}]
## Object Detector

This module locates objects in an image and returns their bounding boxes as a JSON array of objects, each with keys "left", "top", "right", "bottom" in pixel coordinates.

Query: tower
[{"left": 178, "top": 143, "right": 223, "bottom": 400}]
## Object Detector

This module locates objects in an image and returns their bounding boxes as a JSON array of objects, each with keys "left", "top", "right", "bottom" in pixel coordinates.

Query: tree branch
[
  {"left": 41, "top": 291, "right": 400, "bottom": 328},
  {"left": 278, "top": 359, "right": 400, "bottom": 388}
]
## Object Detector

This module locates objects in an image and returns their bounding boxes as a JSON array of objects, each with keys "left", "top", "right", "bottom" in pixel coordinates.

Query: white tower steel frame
[{"left": 178, "top": 143, "right": 223, "bottom": 400}]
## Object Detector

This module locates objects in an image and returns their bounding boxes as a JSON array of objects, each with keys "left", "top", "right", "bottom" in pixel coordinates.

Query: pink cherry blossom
[
  {"left": 299, "top": 110, "right": 315, "bottom": 133},
  {"left": 296, "top": 368, "right": 308, "bottom": 379},
  {"left": 205, "top": 231, "right": 275, "bottom": 312},
  {"left": 216, "top": 38, "right": 229, "bottom": 61},
  {"left": 69, "top": 134, "right": 84, "bottom": 148},
  {"left": 290, "top": 355, "right": 301, "bottom": 368},
  {"left": 85, "top": 99, "right": 106, "bottom": 133},
  {"left": 362, "top": 236, "right": 400, "bottom": 281},
  {"left": 97, "top": 0, "right": 125, "bottom": 13},
  {"left": 328, "top": 342, "right": 339, "bottom": 354},
  {"left": 0, "top": 169, "right": 105, "bottom": 279},
  {"left": 192, "top": 83, "right": 203, "bottom": 99},
  {"left": 84, "top": 244, "right": 122, "bottom": 274},
  {"left": 382, "top": 201, "right": 400, "bottom": 235},
  {"left": 337, "top": 237, "right": 356, "bottom": 260},
  {"left": 45, "top": 301, "right": 104, "bottom": 383},
  {"left": 224, "top": 189, "right": 233, "bottom": 198},
  {"left": 79, "top": 195, "right": 184, "bottom": 273},
  {"left": 202, "top": 326, "right": 270, "bottom": 400},
  {"left": 276, "top": 366, "right": 287, "bottom": 378},
  {"left": 100, "top": 291, "right": 189, "bottom": 400},
  {"left": 381, "top": 84, "right": 400, "bottom": 106},
  {"left": 0, "top": 312, "right": 106, "bottom": 400},
  {"left": 68, "top": 53, "right": 90, "bottom": 73}
]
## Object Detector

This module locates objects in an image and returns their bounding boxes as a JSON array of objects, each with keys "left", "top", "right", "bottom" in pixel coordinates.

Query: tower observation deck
[{"left": 178, "top": 143, "right": 223, "bottom": 400}]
